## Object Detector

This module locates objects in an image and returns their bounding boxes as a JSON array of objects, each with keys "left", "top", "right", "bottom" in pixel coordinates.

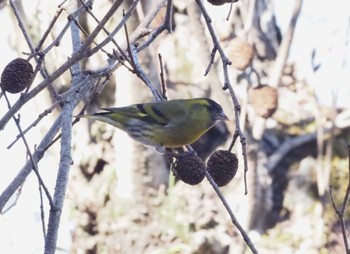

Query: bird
[{"left": 81, "top": 98, "right": 229, "bottom": 150}]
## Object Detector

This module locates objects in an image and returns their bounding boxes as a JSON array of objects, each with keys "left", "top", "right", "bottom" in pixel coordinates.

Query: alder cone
[
  {"left": 249, "top": 85, "right": 278, "bottom": 118},
  {"left": 174, "top": 152, "right": 205, "bottom": 185},
  {"left": 207, "top": 0, "right": 238, "bottom": 6},
  {"left": 0, "top": 58, "right": 33, "bottom": 94},
  {"left": 207, "top": 150, "right": 238, "bottom": 187},
  {"left": 228, "top": 37, "right": 253, "bottom": 71}
]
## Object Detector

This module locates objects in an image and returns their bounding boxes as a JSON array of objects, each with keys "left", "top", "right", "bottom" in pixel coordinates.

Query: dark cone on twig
[
  {"left": 227, "top": 37, "right": 254, "bottom": 71},
  {"left": 207, "top": 150, "right": 238, "bottom": 187},
  {"left": 0, "top": 58, "right": 34, "bottom": 94},
  {"left": 249, "top": 85, "right": 278, "bottom": 119},
  {"left": 174, "top": 152, "right": 206, "bottom": 185},
  {"left": 207, "top": 0, "right": 238, "bottom": 6}
]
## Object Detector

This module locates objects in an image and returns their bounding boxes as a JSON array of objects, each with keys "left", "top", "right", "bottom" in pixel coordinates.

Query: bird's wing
[
  {"left": 100, "top": 100, "right": 187, "bottom": 126},
  {"left": 98, "top": 105, "right": 154, "bottom": 125},
  {"left": 142, "top": 101, "right": 187, "bottom": 126}
]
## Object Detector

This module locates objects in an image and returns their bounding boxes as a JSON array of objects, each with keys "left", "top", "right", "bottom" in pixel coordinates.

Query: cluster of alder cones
[
  {"left": 174, "top": 150, "right": 238, "bottom": 187},
  {"left": 226, "top": 36, "right": 278, "bottom": 118}
]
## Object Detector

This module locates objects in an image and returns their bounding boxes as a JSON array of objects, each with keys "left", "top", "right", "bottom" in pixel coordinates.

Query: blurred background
[{"left": 0, "top": 0, "right": 350, "bottom": 253}]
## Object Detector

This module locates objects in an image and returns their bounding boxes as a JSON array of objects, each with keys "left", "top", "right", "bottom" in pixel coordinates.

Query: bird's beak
[{"left": 216, "top": 112, "right": 229, "bottom": 121}]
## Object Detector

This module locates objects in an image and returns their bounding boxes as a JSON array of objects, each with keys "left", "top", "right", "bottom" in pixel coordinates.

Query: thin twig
[
  {"left": 2, "top": 93, "right": 54, "bottom": 208},
  {"left": 40, "top": 20, "right": 71, "bottom": 56},
  {"left": 124, "top": 19, "right": 163, "bottom": 101},
  {"left": 136, "top": 0, "right": 170, "bottom": 51},
  {"left": 165, "top": 0, "right": 173, "bottom": 33},
  {"left": 225, "top": 0, "right": 239, "bottom": 21},
  {"left": 34, "top": 6, "right": 65, "bottom": 53},
  {"left": 38, "top": 176, "right": 47, "bottom": 238},
  {"left": 329, "top": 144, "right": 350, "bottom": 254},
  {"left": 205, "top": 171, "right": 259, "bottom": 254},
  {"left": 204, "top": 46, "right": 217, "bottom": 76},
  {"left": 228, "top": 130, "right": 240, "bottom": 152},
  {"left": 9, "top": 0, "right": 36, "bottom": 54}
]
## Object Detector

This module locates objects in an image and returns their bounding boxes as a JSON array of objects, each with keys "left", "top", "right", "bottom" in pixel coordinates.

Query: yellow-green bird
[{"left": 82, "top": 98, "right": 228, "bottom": 149}]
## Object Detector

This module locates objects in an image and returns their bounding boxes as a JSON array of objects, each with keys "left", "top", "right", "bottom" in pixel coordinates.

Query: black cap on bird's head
[{"left": 205, "top": 98, "right": 229, "bottom": 122}]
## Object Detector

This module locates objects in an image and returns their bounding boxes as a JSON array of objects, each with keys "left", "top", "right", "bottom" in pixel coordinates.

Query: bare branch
[
  {"left": 45, "top": 2, "right": 84, "bottom": 248},
  {"left": 195, "top": 0, "right": 249, "bottom": 195}
]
